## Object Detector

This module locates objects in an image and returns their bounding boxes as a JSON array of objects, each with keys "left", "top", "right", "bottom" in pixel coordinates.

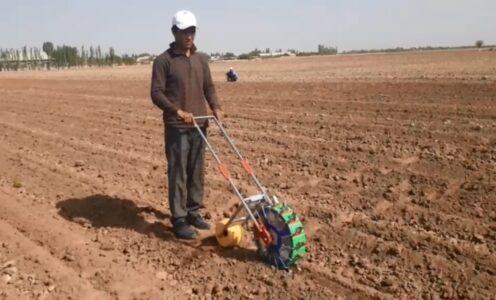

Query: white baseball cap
[{"left": 172, "top": 10, "right": 197, "bottom": 30}]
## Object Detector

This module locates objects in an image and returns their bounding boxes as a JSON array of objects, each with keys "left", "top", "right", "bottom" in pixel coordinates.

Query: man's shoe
[
  {"left": 172, "top": 219, "right": 198, "bottom": 240},
  {"left": 187, "top": 214, "right": 211, "bottom": 230}
]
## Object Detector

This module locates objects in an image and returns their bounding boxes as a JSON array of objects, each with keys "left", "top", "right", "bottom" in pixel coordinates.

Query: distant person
[
  {"left": 150, "top": 10, "right": 224, "bottom": 240},
  {"left": 226, "top": 67, "right": 238, "bottom": 82}
]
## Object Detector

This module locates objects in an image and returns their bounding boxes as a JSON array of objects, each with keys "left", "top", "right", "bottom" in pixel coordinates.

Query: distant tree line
[
  {"left": 210, "top": 44, "right": 339, "bottom": 60},
  {"left": 0, "top": 41, "right": 146, "bottom": 71},
  {"left": 317, "top": 44, "right": 338, "bottom": 55},
  {"left": 294, "top": 44, "right": 338, "bottom": 57},
  {"left": 42, "top": 41, "right": 140, "bottom": 68},
  {"left": 341, "top": 40, "right": 494, "bottom": 55},
  {"left": 209, "top": 40, "right": 494, "bottom": 62},
  {"left": 211, "top": 48, "right": 278, "bottom": 60},
  {"left": 0, "top": 46, "right": 48, "bottom": 71}
]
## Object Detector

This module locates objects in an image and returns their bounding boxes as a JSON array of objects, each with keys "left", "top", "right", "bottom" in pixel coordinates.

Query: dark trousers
[{"left": 165, "top": 125, "right": 206, "bottom": 221}]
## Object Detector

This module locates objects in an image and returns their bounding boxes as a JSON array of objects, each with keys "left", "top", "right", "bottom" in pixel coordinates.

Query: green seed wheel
[{"left": 254, "top": 204, "right": 307, "bottom": 269}]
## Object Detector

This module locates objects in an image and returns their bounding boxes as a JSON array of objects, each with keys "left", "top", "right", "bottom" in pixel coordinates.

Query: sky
[{"left": 1, "top": 0, "right": 495, "bottom": 55}]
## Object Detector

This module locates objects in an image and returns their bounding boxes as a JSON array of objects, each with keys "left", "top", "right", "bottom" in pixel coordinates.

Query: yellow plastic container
[{"left": 215, "top": 218, "right": 244, "bottom": 247}]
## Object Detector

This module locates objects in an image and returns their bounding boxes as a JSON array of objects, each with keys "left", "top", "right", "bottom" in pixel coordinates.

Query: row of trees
[
  {"left": 211, "top": 40, "right": 492, "bottom": 61},
  {"left": 0, "top": 42, "right": 146, "bottom": 71},
  {"left": 42, "top": 41, "right": 140, "bottom": 68},
  {"left": 3, "top": 40, "right": 491, "bottom": 71},
  {"left": 317, "top": 44, "right": 338, "bottom": 55},
  {"left": 342, "top": 40, "right": 492, "bottom": 55},
  {"left": 0, "top": 46, "right": 50, "bottom": 71},
  {"left": 211, "top": 44, "right": 339, "bottom": 60},
  {"left": 0, "top": 47, "right": 46, "bottom": 61}
]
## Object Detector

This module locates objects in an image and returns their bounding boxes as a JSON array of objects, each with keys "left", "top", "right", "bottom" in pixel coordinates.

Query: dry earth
[{"left": 0, "top": 50, "right": 495, "bottom": 299}]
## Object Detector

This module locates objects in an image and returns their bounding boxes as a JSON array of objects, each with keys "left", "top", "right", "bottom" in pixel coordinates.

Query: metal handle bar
[
  {"left": 193, "top": 115, "right": 269, "bottom": 199},
  {"left": 192, "top": 116, "right": 261, "bottom": 225}
]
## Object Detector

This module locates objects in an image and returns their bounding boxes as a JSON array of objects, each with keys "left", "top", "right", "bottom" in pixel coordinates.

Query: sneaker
[
  {"left": 172, "top": 219, "right": 198, "bottom": 240},
  {"left": 187, "top": 214, "right": 211, "bottom": 230}
]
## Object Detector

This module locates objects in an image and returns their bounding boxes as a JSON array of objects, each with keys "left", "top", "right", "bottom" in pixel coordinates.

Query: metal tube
[
  {"left": 224, "top": 202, "right": 245, "bottom": 228},
  {"left": 193, "top": 115, "right": 214, "bottom": 121},
  {"left": 193, "top": 121, "right": 222, "bottom": 165},
  {"left": 211, "top": 117, "right": 245, "bottom": 160},
  {"left": 208, "top": 117, "right": 269, "bottom": 198},
  {"left": 229, "top": 217, "right": 250, "bottom": 224},
  {"left": 192, "top": 120, "right": 260, "bottom": 224},
  {"left": 227, "top": 177, "right": 259, "bottom": 223}
]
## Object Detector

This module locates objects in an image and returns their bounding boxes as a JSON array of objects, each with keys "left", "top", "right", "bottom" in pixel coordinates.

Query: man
[
  {"left": 151, "top": 10, "right": 224, "bottom": 240},
  {"left": 226, "top": 67, "right": 238, "bottom": 82}
]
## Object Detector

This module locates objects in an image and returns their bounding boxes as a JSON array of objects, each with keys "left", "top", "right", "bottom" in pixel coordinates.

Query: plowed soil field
[{"left": 1, "top": 50, "right": 495, "bottom": 299}]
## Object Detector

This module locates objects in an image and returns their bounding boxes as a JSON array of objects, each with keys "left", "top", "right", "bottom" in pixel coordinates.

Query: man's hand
[
  {"left": 177, "top": 109, "right": 194, "bottom": 124},
  {"left": 214, "top": 109, "right": 224, "bottom": 122}
]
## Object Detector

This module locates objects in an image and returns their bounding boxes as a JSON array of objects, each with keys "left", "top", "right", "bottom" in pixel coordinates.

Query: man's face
[{"left": 173, "top": 26, "right": 196, "bottom": 50}]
